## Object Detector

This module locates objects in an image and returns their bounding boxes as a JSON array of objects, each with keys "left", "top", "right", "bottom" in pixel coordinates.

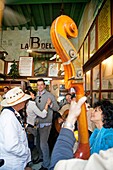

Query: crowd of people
[{"left": 0, "top": 79, "right": 113, "bottom": 170}]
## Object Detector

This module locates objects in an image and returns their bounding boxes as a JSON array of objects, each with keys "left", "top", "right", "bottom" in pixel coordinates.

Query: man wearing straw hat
[{"left": 0, "top": 87, "right": 32, "bottom": 170}]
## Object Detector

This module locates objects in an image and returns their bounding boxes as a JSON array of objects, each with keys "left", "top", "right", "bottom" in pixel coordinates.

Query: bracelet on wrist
[{"left": 62, "top": 121, "right": 75, "bottom": 130}]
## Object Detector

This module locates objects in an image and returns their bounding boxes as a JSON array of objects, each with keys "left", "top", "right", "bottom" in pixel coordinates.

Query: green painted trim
[{"left": 6, "top": 0, "right": 90, "bottom": 5}]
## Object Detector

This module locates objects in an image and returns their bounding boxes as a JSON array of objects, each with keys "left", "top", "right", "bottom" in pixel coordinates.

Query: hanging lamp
[{"left": 0, "top": 30, "right": 8, "bottom": 59}]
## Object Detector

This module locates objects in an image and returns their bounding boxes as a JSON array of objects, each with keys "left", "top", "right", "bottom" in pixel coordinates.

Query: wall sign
[
  {"left": 90, "top": 24, "right": 96, "bottom": 58},
  {"left": 84, "top": 36, "right": 88, "bottom": 64},
  {"left": 98, "top": 0, "right": 111, "bottom": 48},
  {"left": 19, "top": 56, "right": 33, "bottom": 76},
  {"left": 34, "top": 60, "right": 48, "bottom": 77},
  {"left": 21, "top": 37, "right": 54, "bottom": 50},
  {"left": 0, "top": 59, "right": 4, "bottom": 74},
  {"left": 48, "top": 62, "right": 64, "bottom": 77}
]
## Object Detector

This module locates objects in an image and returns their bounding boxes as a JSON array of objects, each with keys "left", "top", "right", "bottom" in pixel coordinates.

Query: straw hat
[
  {"left": 1, "top": 87, "right": 31, "bottom": 107},
  {"left": 59, "top": 104, "right": 70, "bottom": 116},
  {"left": 69, "top": 87, "right": 76, "bottom": 93}
]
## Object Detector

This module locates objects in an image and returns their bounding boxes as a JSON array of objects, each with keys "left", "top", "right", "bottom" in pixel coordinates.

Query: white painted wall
[
  {"left": 2, "top": 26, "right": 54, "bottom": 61},
  {"left": 1, "top": 0, "right": 104, "bottom": 61}
]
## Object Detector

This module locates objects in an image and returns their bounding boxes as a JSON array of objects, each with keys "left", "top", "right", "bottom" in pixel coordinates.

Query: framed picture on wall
[
  {"left": 19, "top": 57, "right": 33, "bottom": 76},
  {"left": 86, "top": 70, "right": 91, "bottom": 91},
  {"left": 90, "top": 24, "right": 96, "bottom": 58},
  {"left": 101, "top": 56, "right": 113, "bottom": 89},
  {"left": 93, "top": 64, "right": 100, "bottom": 90},
  {"left": 79, "top": 45, "right": 83, "bottom": 66},
  {"left": 48, "top": 62, "right": 64, "bottom": 77},
  {"left": 98, "top": 0, "right": 111, "bottom": 49},
  {"left": 5, "top": 61, "right": 19, "bottom": 75},
  {"left": 34, "top": 60, "right": 48, "bottom": 77},
  {"left": 7, "top": 62, "right": 14, "bottom": 74},
  {"left": 0, "top": 59, "right": 5, "bottom": 74},
  {"left": 102, "top": 56, "right": 113, "bottom": 78},
  {"left": 84, "top": 36, "right": 88, "bottom": 64},
  {"left": 92, "top": 92, "right": 99, "bottom": 104}
]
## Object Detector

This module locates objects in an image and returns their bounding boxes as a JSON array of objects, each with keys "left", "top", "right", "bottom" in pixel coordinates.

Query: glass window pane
[
  {"left": 86, "top": 70, "right": 91, "bottom": 91},
  {"left": 92, "top": 92, "right": 99, "bottom": 104},
  {"left": 101, "top": 55, "right": 113, "bottom": 89},
  {"left": 93, "top": 65, "right": 100, "bottom": 90}
]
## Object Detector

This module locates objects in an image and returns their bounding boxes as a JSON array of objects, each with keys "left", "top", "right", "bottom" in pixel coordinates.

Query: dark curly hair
[
  {"left": 25, "top": 89, "right": 37, "bottom": 101},
  {"left": 93, "top": 99, "right": 113, "bottom": 128},
  {"left": 37, "top": 78, "right": 45, "bottom": 85}
]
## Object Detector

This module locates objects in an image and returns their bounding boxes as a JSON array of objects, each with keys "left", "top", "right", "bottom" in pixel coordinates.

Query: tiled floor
[
  {"left": 30, "top": 147, "right": 43, "bottom": 170},
  {"left": 31, "top": 162, "right": 42, "bottom": 170}
]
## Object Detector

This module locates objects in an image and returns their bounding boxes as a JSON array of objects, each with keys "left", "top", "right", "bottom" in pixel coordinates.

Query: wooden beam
[
  {"left": 70, "top": 3, "right": 76, "bottom": 18},
  {"left": 83, "top": 36, "right": 113, "bottom": 73},
  {"left": 76, "top": 4, "right": 85, "bottom": 26},
  {"left": 17, "top": 5, "right": 30, "bottom": 29},
  {"left": 38, "top": 4, "right": 46, "bottom": 29},
  {"left": 6, "top": 0, "right": 90, "bottom": 5},
  {"left": 49, "top": 4, "right": 53, "bottom": 24}
]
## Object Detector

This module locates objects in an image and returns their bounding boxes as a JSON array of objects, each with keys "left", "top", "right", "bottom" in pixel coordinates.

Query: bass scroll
[{"left": 50, "top": 15, "right": 90, "bottom": 159}]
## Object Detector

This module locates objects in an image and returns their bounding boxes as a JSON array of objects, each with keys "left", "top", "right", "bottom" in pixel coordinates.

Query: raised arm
[
  {"left": 34, "top": 98, "right": 51, "bottom": 118},
  {"left": 49, "top": 94, "right": 60, "bottom": 111},
  {"left": 49, "top": 97, "right": 87, "bottom": 170}
]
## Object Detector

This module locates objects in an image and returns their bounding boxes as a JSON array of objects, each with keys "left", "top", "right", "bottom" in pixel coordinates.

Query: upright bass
[{"left": 50, "top": 15, "right": 90, "bottom": 159}]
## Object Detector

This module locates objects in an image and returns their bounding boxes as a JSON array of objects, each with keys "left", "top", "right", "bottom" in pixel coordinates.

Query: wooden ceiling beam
[
  {"left": 70, "top": 3, "right": 76, "bottom": 18},
  {"left": 23, "top": 5, "right": 37, "bottom": 30},
  {"left": 21, "top": 5, "right": 30, "bottom": 30},
  {"left": 49, "top": 4, "right": 53, "bottom": 24},
  {"left": 76, "top": 4, "right": 85, "bottom": 26},
  {"left": 3, "top": 0, "right": 90, "bottom": 30},
  {"left": 10, "top": 26, "right": 14, "bottom": 30},
  {"left": 30, "top": 5, "right": 39, "bottom": 29},
  {"left": 31, "top": 14, "right": 37, "bottom": 30},
  {"left": 6, "top": 0, "right": 90, "bottom": 5},
  {"left": 39, "top": 4, "right": 46, "bottom": 29},
  {"left": 17, "top": 5, "right": 30, "bottom": 29}
]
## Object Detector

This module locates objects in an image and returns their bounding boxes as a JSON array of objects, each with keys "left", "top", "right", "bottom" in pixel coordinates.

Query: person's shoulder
[
  {"left": 55, "top": 158, "right": 84, "bottom": 170},
  {"left": 27, "top": 100, "right": 36, "bottom": 109},
  {"left": 45, "top": 90, "right": 54, "bottom": 96},
  {"left": 0, "top": 108, "right": 15, "bottom": 121},
  {"left": 104, "top": 128, "right": 113, "bottom": 136},
  {"left": 44, "top": 90, "right": 57, "bottom": 100},
  {"left": 28, "top": 100, "right": 35, "bottom": 104},
  {"left": 1, "top": 108, "right": 13, "bottom": 114}
]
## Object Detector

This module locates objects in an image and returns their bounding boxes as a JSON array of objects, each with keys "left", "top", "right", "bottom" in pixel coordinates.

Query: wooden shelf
[{"left": 0, "top": 80, "right": 28, "bottom": 95}]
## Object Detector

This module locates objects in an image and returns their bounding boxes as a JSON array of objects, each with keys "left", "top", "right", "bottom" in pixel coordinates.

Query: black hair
[
  {"left": 4, "top": 86, "right": 9, "bottom": 90},
  {"left": 26, "top": 86, "right": 33, "bottom": 91},
  {"left": 93, "top": 99, "right": 113, "bottom": 128},
  {"left": 37, "top": 78, "right": 45, "bottom": 85},
  {"left": 30, "top": 89, "right": 37, "bottom": 96},
  {"left": 25, "top": 89, "right": 37, "bottom": 97},
  {"left": 65, "top": 93, "right": 71, "bottom": 97},
  {"left": 71, "top": 93, "right": 76, "bottom": 99}
]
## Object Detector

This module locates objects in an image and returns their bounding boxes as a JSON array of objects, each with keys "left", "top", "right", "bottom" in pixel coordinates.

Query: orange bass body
[{"left": 50, "top": 15, "right": 90, "bottom": 159}]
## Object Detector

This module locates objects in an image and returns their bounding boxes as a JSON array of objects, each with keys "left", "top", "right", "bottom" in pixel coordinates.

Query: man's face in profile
[
  {"left": 4, "top": 88, "right": 9, "bottom": 94},
  {"left": 66, "top": 94, "right": 71, "bottom": 103}
]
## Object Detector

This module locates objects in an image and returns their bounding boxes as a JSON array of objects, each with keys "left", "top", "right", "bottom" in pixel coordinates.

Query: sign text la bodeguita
[{"left": 21, "top": 37, "right": 54, "bottom": 50}]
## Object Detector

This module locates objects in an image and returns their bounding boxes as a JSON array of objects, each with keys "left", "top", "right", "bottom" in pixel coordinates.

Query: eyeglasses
[{"left": 38, "top": 96, "right": 41, "bottom": 103}]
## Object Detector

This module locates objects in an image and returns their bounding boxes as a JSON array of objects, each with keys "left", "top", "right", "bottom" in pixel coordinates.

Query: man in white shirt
[{"left": 0, "top": 87, "right": 31, "bottom": 170}]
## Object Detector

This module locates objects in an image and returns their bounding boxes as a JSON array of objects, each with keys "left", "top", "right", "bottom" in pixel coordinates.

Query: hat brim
[
  {"left": 1, "top": 94, "right": 31, "bottom": 107},
  {"left": 59, "top": 104, "right": 70, "bottom": 116}
]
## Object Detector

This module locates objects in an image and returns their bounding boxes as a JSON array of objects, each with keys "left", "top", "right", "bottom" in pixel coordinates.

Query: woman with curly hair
[
  {"left": 49, "top": 98, "right": 113, "bottom": 170},
  {"left": 90, "top": 99, "right": 113, "bottom": 155}
]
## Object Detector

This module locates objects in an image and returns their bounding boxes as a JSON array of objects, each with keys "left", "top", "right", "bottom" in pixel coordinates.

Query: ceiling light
[
  {"left": 27, "top": 47, "right": 32, "bottom": 53},
  {"left": 50, "top": 54, "right": 59, "bottom": 60}
]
